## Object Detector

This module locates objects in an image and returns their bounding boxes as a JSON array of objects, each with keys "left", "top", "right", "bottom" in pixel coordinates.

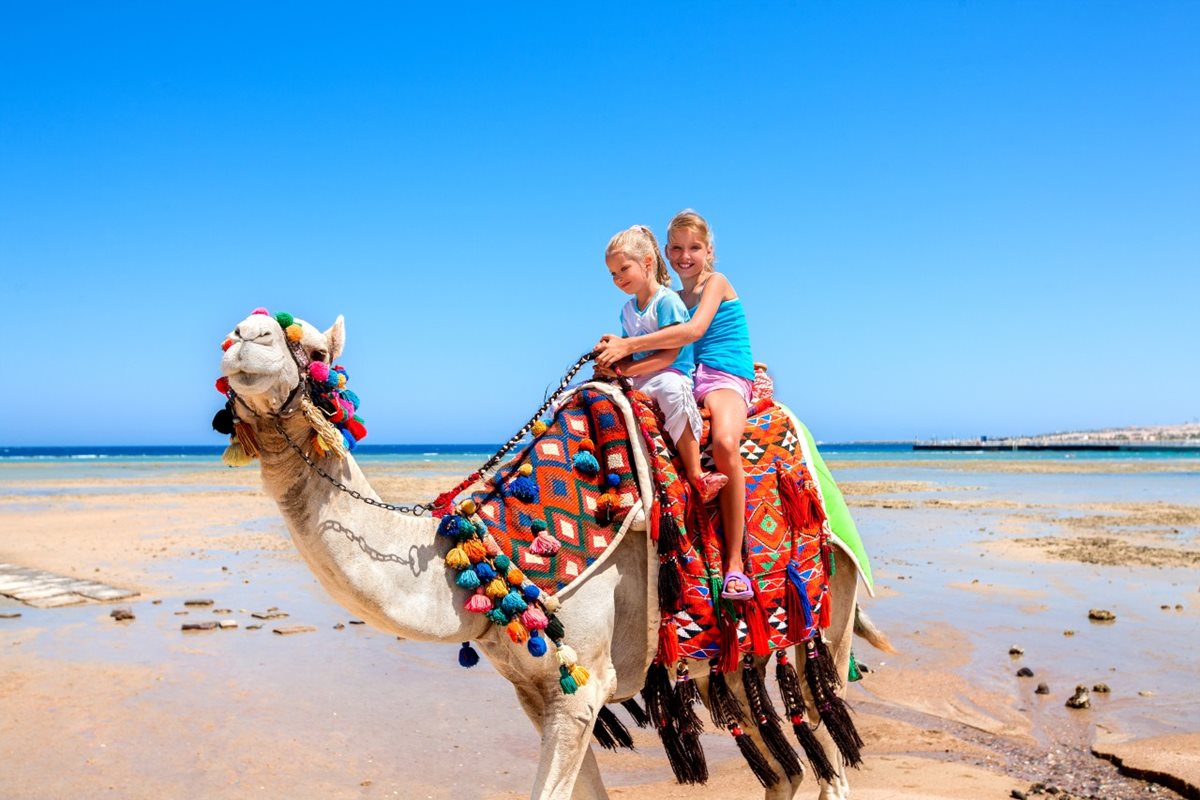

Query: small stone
[
  {"left": 1138, "top": 690, "right": 1154, "bottom": 697},
  {"left": 217, "top": 619, "right": 238, "bottom": 629},
  {"left": 272, "top": 625, "right": 317, "bottom": 636},
  {"left": 251, "top": 610, "right": 289, "bottom": 620},
  {"left": 1009, "top": 645, "right": 1025, "bottom": 656},
  {"left": 1088, "top": 609, "right": 1116, "bottom": 622},
  {"left": 182, "top": 621, "right": 219, "bottom": 631},
  {"left": 0, "top": 612, "right": 23, "bottom": 619},
  {"left": 1065, "top": 684, "right": 1090, "bottom": 709},
  {"left": 1161, "top": 605, "right": 1171, "bottom": 610},
  {"left": 110, "top": 607, "right": 135, "bottom": 621},
  {"left": 246, "top": 624, "right": 263, "bottom": 630},
  {"left": 184, "top": 599, "right": 214, "bottom": 607},
  {"left": 174, "top": 611, "right": 189, "bottom": 616},
  {"left": 1016, "top": 667, "right": 1034, "bottom": 677},
  {"left": 1035, "top": 682, "right": 1050, "bottom": 695},
  {"left": 1012, "top": 791, "right": 1028, "bottom": 800},
  {"left": 333, "top": 623, "right": 345, "bottom": 630},
  {"left": 152, "top": 599, "right": 162, "bottom": 605},
  {"left": 1063, "top": 629, "right": 1075, "bottom": 636},
  {"left": 212, "top": 608, "right": 232, "bottom": 615},
  {"left": 1176, "top": 604, "right": 1184, "bottom": 611},
  {"left": 348, "top": 619, "right": 365, "bottom": 625}
]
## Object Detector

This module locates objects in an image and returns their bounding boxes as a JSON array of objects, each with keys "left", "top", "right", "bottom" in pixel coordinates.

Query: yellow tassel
[
  {"left": 518, "top": 463, "right": 533, "bottom": 477},
  {"left": 506, "top": 567, "right": 526, "bottom": 585},
  {"left": 556, "top": 643, "right": 578, "bottom": 668},
  {"left": 301, "top": 397, "right": 346, "bottom": 458},
  {"left": 485, "top": 578, "right": 509, "bottom": 600},
  {"left": 445, "top": 547, "right": 470, "bottom": 570},
  {"left": 222, "top": 439, "right": 253, "bottom": 467},
  {"left": 506, "top": 618, "right": 529, "bottom": 643},
  {"left": 569, "top": 664, "right": 590, "bottom": 687},
  {"left": 459, "top": 499, "right": 477, "bottom": 516},
  {"left": 531, "top": 420, "right": 548, "bottom": 436}
]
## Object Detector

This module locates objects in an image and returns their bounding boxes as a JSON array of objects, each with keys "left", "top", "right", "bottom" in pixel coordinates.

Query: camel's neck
[{"left": 253, "top": 413, "right": 485, "bottom": 643}]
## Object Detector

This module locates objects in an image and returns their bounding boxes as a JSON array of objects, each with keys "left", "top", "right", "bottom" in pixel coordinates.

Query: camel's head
[{"left": 219, "top": 309, "right": 345, "bottom": 417}]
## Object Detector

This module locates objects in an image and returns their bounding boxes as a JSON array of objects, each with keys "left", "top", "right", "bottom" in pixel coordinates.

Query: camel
[{"left": 219, "top": 310, "right": 887, "bottom": 800}]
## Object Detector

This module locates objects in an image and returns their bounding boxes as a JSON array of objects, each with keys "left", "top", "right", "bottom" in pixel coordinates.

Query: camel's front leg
[
  {"left": 524, "top": 655, "right": 615, "bottom": 800},
  {"left": 513, "top": 682, "right": 609, "bottom": 800}
]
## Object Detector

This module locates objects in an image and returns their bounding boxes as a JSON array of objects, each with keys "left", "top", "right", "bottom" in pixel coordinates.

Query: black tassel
[
  {"left": 642, "top": 663, "right": 673, "bottom": 730},
  {"left": 742, "top": 655, "right": 780, "bottom": 724},
  {"left": 657, "top": 507, "right": 681, "bottom": 554},
  {"left": 707, "top": 668, "right": 746, "bottom": 729},
  {"left": 758, "top": 716, "right": 805, "bottom": 778},
  {"left": 775, "top": 650, "right": 806, "bottom": 716},
  {"left": 671, "top": 663, "right": 705, "bottom": 735},
  {"left": 593, "top": 706, "right": 634, "bottom": 750},
  {"left": 659, "top": 721, "right": 708, "bottom": 785},
  {"left": 621, "top": 698, "right": 651, "bottom": 728},
  {"left": 804, "top": 638, "right": 864, "bottom": 768},
  {"left": 657, "top": 556, "right": 683, "bottom": 612},
  {"left": 732, "top": 726, "right": 779, "bottom": 788},
  {"left": 793, "top": 716, "right": 837, "bottom": 784},
  {"left": 545, "top": 614, "right": 565, "bottom": 642}
]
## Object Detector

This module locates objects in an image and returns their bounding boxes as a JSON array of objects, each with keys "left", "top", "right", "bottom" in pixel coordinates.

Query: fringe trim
[
  {"left": 621, "top": 698, "right": 651, "bottom": 729},
  {"left": 804, "top": 638, "right": 863, "bottom": 768},
  {"left": 592, "top": 706, "right": 634, "bottom": 751},
  {"left": 732, "top": 726, "right": 779, "bottom": 788},
  {"left": 707, "top": 668, "right": 746, "bottom": 729}
]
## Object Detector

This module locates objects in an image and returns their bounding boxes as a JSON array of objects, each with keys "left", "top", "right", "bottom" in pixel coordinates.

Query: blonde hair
[
  {"left": 606, "top": 224, "right": 670, "bottom": 286},
  {"left": 666, "top": 208, "right": 716, "bottom": 272}
]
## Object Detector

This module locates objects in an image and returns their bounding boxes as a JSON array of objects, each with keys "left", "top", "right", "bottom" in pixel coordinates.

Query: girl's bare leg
[{"left": 704, "top": 389, "right": 749, "bottom": 594}]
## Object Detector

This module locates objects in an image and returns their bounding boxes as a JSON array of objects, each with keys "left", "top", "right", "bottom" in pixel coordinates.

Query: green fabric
[{"left": 800, "top": 423, "right": 875, "bottom": 593}]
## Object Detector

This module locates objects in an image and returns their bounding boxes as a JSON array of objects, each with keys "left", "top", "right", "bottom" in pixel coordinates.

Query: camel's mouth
[{"left": 224, "top": 368, "right": 280, "bottom": 394}]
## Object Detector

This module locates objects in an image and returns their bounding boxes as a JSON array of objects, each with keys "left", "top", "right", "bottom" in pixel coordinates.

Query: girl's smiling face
[
  {"left": 606, "top": 251, "right": 655, "bottom": 298},
  {"left": 665, "top": 227, "right": 712, "bottom": 282}
]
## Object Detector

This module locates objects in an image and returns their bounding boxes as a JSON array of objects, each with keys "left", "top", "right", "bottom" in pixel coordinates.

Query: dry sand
[{"left": 2, "top": 462, "right": 1197, "bottom": 799}]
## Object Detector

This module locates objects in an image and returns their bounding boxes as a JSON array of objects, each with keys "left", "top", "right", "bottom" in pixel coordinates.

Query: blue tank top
[{"left": 688, "top": 298, "right": 754, "bottom": 380}]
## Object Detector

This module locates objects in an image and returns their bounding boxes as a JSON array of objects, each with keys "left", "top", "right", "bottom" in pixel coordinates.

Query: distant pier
[{"left": 913, "top": 441, "right": 1200, "bottom": 453}]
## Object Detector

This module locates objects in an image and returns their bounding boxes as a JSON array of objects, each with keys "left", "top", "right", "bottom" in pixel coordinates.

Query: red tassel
[
  {"left": 744, "top": 596, "right": 772, "bottom": 657},
  {"left": 818, "top": 587, "right": 832, "bottom": 630},
  {"left": 785, "top": 578, "right": 808, "bottom": 643},
  {"left": 777, "top": 467, "right": 816, "bottom": 534},
  {"left": 657, "top": 615, "right": 681, "bottom": 666},
  {"left": 718, "top": 609, "right": 742, "bottom": 674},
  {"left": 650, "top": 498, "right": 661, "bottom": 543}
]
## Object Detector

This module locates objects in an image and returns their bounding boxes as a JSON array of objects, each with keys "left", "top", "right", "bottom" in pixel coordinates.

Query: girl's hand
[{"left": 593, "top": 334, "right": 633, "bottom": 368}]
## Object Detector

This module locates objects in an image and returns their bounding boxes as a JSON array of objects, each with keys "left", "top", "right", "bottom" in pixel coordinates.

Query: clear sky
[{"left": 1, "top": 2, "right": 1197, "bottom": 446}]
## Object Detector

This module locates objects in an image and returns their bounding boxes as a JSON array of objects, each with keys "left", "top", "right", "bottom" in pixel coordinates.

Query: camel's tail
[{"left": 854, "top": 604, "right": 896, "bottom": 654}]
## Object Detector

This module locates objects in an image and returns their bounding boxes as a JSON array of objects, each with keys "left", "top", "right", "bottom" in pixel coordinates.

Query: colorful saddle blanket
[{"left": 468, "top": 381, "right": 834, "bottom": 666}]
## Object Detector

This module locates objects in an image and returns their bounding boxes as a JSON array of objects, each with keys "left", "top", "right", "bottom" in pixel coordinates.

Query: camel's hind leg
[{"left": 513, "top": 682, "right": 609, "bottom": 800}]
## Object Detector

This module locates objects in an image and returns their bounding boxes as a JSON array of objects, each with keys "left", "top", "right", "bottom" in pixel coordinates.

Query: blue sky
[{"left": 1, "top": 2, "right": 1196, "bottom": 445}]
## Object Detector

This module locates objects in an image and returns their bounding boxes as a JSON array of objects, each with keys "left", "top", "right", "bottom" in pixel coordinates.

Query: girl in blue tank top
[{"left": 595, "top": 210, "right": 755, "bottom": 601}]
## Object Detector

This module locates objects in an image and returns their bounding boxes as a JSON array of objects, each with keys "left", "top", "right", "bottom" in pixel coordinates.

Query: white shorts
[{"left": 632, "top": 369, "right": 703, "bottom": 445}]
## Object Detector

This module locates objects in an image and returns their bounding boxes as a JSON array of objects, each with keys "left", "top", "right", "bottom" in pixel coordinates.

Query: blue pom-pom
[
  {"left": 341, "top": 390, "right": 360, "bottom": 410},
  {"left": 509, "top": 475, "right": 539, "bottom": 503},
  {"left": 455, "top": 569, "right": 480, "bottom": 589},
  {"left": 459, "top": 641, "right": 480, "bottom": 668},
  {"left": 500, "top": 590, "right": 528, "bottom": 616},
  {"left": 607, "top": 472, "right": 620, "bottom": 488},
  {"left": 522, "top": 583, "right": 541, "bottom": 602},
  {"left": 342, "top": 430, "right": 357, "bottom": 450},
  {"left": 527, "top": 632, "right": 547, "bottom": 657},
  {"left": 486, "top": 608, "right": 509, "bottom": 625},
  {"left": 494, "top": 554, "right": 511, "bottom": 571},
  {"left": 573, "top": 451, "right": 599, "bottom": 476},
  {"left": 474, "top": 561, "right": 496, "bottom": 581},
  {"left": 437, "top": 515, "right": 462, "bottom": 538}
]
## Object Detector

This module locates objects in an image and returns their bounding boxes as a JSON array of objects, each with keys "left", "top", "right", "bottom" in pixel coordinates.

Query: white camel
[{"left": 219, "top": 311, "right": 888, "bottom": 800}]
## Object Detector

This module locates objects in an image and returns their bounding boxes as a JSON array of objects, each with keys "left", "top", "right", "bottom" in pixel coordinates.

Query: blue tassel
[
  {"left": 527, "top": 631, "right": 547, "bottom": 657},
  {"left": 458, "top": 642, "right": 480, "bottom": 668},
  {"left": 500, "top": 589, "right": 528, "bottom": 616},
  {"left": 522, "top": 583, "right": 541, "bottom": 602},
  {"left": 509, "top": 475, "right": 539, "bottom": 503},
  {"left": 474, "top": 561, "right": 496, "bottom": 581},
  {"left": 437, "top": 515, "right": 462, "bottom": 538},
  {"left": 342, "top": 430, "right": 357, "bottom": 450},
  {"left": 455, "top": 569, "right": 481, "bottom": 590},
  {"left": 574, "top": 451, "right": 599, "bottom": 476},
  {"left": 607, "top": 472, "right": 620, "bottom": 488},
  {"left": 787, "top": 561, "right": 815, "bottom": 629},
  {"left": 486, "top": 608, "right": 509, "bottom": 625}
]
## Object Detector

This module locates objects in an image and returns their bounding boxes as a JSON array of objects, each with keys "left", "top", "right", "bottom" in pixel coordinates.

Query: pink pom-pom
[
  {"left": 464, "top": 591, "right": 492, "bottom": 614},
  {"left": 338, "top": 397, "right": 355, "bottom": 416},
  {"left": 251, "top": 307, "right": 269, "bottom": 316},
  {"left": 309, "top": 361, "right": 330, "bottom": 382},
  {"left": 530, "top": 532, "right": 562, "bottom": 556},
  {"left": 483, "top": 535, "right": 502, "bottom": 557},
  {"left": 521, "top": 606, "right": 549, "bottom": 631}
]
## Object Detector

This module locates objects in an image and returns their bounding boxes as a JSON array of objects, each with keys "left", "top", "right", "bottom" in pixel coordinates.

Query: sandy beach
[{"left": 2, "top": 454, "right": 1198, "bottom": 799}]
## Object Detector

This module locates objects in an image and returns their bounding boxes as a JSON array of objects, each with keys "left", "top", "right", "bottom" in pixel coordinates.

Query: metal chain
[{"left": 276, "top": 350, "right": 598, "bottom": 516}]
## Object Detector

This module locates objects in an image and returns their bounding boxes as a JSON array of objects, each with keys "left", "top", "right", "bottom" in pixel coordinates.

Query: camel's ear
[{"left": 324, "top": 315, "right": 345, "bottom": 362}]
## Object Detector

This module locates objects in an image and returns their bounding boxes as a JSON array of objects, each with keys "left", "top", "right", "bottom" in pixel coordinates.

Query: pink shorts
[{"left": 692, "top": 364, "right": 753, "bottom": 406}]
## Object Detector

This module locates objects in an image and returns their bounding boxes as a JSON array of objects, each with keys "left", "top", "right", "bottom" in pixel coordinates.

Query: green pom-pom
[
  {"left": 559, "top": 665, "right": 578, "bottom": 694},
  {"left": 486, "top": 608, "right": 508, "bottom": 626},
  {"left": 494, "top": 554, "right": 511, "bottom": 571},
  {"left": 531, "top": 519, "right": 548, "bottom": 533},
  {"left": 275, "top": 312, "right": 294, "bottom": 328}
]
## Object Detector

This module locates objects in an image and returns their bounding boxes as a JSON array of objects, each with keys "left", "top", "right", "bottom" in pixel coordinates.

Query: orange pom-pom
[
  {"left": 506, "top": 567, "right": 526, "bottom": 585},
  {"left": 506, "top": 618, "right": 529, "bottom": 644},
  {"left": 579, "top": 438, "right": 595, "bottom": 452},
  {"left": 286, "top": 324, "right": 303, "bottom": 342},
  {"left": 462, "top": 540, "right": 487, "bottom": 563}
]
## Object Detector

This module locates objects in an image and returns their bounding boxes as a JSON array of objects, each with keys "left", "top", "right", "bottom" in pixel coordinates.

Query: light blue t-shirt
[
  {"left": 619, "top": 287, "right": 694, "bottom": 376},
  {"left": 687, "top": 297, "right": 754, "bottom": 380}
]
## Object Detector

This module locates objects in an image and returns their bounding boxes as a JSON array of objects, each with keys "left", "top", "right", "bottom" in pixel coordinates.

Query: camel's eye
[{"left": 311, "top": 350, "right": 328, "bottom": 363}]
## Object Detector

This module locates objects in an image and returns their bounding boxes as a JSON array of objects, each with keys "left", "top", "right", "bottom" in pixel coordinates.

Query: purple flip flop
[{"left": 721, "top": 571, "right": 754, "bottom": 601}]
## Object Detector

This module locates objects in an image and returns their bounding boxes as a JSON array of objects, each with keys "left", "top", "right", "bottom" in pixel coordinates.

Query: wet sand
[{"left": 2, "top": 457, "right": 1198, "bottom": 798}]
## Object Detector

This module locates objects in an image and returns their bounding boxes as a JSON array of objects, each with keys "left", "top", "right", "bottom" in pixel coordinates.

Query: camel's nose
[{"left": 235, "top": 319, "right": 276, "bottom": 343}]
